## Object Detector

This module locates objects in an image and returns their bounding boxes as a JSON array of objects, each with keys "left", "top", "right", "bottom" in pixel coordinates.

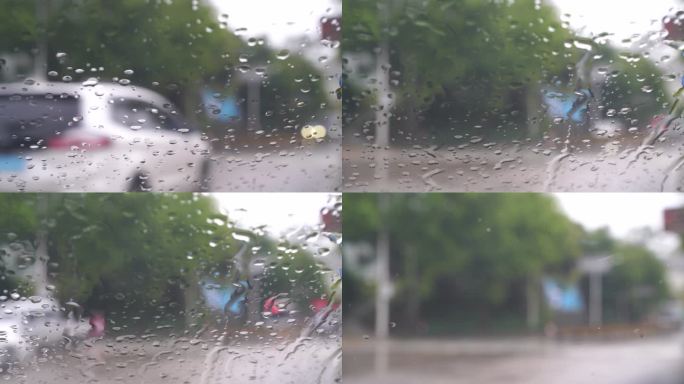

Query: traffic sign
[
  {"left": 664, "top": 208, "right": 684, "bottom": 233},
  {"left": 578, "top": 255, "right": 614, "bottom": 274}
]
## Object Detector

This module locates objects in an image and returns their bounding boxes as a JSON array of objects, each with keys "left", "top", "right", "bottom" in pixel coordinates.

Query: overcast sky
[
  {"left": 554, "top": 193, "right": 684, "bottom": 238},
  {"left": 208, "top": 0, "right": 341, "bottom": 48},
  {"left": 212, "top": 193, "right": 337, "bottom": 235},
  {"left": 551, "top": 0, "right": 680, "bottom": 41}
]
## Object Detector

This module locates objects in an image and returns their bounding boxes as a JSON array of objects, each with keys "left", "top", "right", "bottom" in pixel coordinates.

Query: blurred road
[
  {"left": 209, "top": 144, "right": 341, "bottom": 191},
  {"left": 343, "top": 135, "right": 684, "bottom": 192},
  {"left": 9, "top": 336, "right": 341, "bottom": 384},
  {"left": 344, "top": 334, "right": 684, "bottom": 384}
]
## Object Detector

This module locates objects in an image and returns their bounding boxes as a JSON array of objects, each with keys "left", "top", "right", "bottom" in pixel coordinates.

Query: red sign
[
  {"left": 320, "top": 17, "right": 341, "bottom": 41},
  {"left": 664, "top": 13, "right": 684, "bottom": 40},
  {"left": 321, "top": 206, "right": 341, "bottom": 233},
  {"left": 664, "top": 208, "right": 684, "bottom": 233}
]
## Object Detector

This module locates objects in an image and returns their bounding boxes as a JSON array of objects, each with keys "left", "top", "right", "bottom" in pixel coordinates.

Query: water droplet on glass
[
  {"left": 82, "top": 77, "right": 99, "bottom": 86},
  {"left": 276, "top": 49, "right": 290, "bottom": 60}
]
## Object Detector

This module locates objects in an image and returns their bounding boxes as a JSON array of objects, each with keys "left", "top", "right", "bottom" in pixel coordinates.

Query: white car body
[
  {"left": 0, "top": 299, "right": 79, "bottom": 366},
  {"left": 0, "top": 82, "right": 211, "bottom": 192}
]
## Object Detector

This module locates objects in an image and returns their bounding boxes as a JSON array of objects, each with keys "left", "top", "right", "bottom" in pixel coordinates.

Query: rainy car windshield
[
  {"left": 0, "top": 0, "right": 341, "bottom": 192},
  {"left": 0, "top": 193, "right": 342, "bottom": 383},
  {"left": 343, "top": 0, "right": 684, "bottom": 192}
]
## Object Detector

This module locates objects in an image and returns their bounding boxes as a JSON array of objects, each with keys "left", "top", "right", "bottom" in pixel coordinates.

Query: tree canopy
[
  {"left": 344, "top": 194, "right": 670, "bottom": 332},
  {"left": 0, "top": 0, "right": 328, "bottom": 135},
  {"left": 343, "top": 0, "right": 667, "bottom": 138},
  {"left": 0, "top": 193, "right": 326, "bottom": 323}
]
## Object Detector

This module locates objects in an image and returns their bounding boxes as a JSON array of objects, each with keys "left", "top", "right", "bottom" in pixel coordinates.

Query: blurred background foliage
[
  {"left": 344, "top": 194, "right": 670, "bottom": 335},
  {"left": 343, "top": 0, "right": 667, "bottom": 143},
  {"left": 0, "top": 193, "right": 325, "bottom": 327},
  {"left": 0, "top": 0, "right": 328, "bottom": 143}
]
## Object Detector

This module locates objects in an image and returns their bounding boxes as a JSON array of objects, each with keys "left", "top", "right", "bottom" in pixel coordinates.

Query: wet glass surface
[
  {"left": 0, "top": 193, "right": 341, "bottom": 383},
  {"left": 342, "top": 0, "right": 684, "bottom": 192},
  {"left": 343, "top": 193, "right": 684, "bottom": 384},
  {"left": 0, "top": 0, "right": 341, "bottom": 192}
]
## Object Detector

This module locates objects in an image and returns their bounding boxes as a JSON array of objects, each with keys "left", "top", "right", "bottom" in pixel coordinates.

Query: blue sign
[
  {"left": 200, "top": 279, "right": 248, "bottom": 316},
  {"left": 542, "top": 88, "right": 591, "bottom": 123},
  {"left": 0, "top": 155, "right": 25, "bottom": 172},
  {"left": 202, "top": 90, "right": 240, "bottom": 123},
  {"left": 542, "top": 278, "right": 583, "bottom": 313}
]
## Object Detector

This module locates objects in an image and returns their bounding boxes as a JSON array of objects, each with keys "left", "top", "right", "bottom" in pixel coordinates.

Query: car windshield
[
  {"left": 0, "top": 0, "right": 341, "bottom": 192},
  {"left": 343, "top": 0, "right": 684, "bottom": 192},
  {"left": 0, "top": 193, "right": 341, "bottom": 383}
]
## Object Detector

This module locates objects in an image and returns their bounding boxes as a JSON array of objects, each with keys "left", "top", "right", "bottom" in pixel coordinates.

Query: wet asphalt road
[
  {"left": 208, "top": 143, "right": 341, "bottom": 192},
  {"left": 343, "top": 134, "right": 684, "bottom": 192},
  {"left": 343, "top": 334, "right": 684, "bottom": 384},
  {"left": 9, "top": 336, "right": 341, "bottom": 384}
]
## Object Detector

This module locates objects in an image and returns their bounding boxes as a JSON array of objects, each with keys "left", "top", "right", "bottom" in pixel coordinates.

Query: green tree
[
  {"left": 344, "top": 193, "right": 582, "bottom": 332},
  {"left": 0, "top": 193, "right": 328, "bottom": 328},
  {"left": 0, "top": 0, "right": 328, "bottom": 137},
  {"left": 343, "top": 0, "right": 666, "bottom": 141},
  {"left": 581, "top": 228, "right": 670, "bottom": 323},
  {"left": 344, "top": 0, "right": 574, "bottom": 133}
]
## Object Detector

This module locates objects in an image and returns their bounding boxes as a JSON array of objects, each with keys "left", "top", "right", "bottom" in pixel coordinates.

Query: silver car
[
  {"left": 0, "top": 82, "right": 211, "bottom": 192},
  {"left": 0, "top": 299, "right": 70, "bottom": 369}
]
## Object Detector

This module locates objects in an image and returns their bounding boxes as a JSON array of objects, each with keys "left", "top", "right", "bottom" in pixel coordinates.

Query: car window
[
  {"left": 0, "top": 193, "right": 341, "bottom": 382},
  {"left": 343, "top": 0, "right": 684, "bottom": 192},
  {"left": 110, "top": 99, "right": 187, "bottom": 132},
  {"left": 344, "top": 193, "right": 684, "bottom": 384},
  {"left": 0, "top": 94, "right": 80, "bottom": 150}
]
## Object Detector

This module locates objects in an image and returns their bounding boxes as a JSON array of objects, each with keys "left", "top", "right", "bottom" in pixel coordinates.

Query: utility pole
[
  {"left": 588, "top": 272, "right": 603, "bottom": 326},
  {"left": 526, "top": 276, "right": 541, "bottom": 329},
  {"left": 34, "top": 0, "right": 49, "bottom": 80},
  {"left": 34, "top": 194, "right": 50, "bottom": 297},
  {"left": 374, "top": 194, "right": 391, "bottom": 377},
  {"left": 373, "top": 1, "right": 393, "bottom": 184}
]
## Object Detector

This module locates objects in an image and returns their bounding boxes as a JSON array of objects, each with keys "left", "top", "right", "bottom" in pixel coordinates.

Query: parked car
[
  {"left": 0, "top": 299, "right": 85, "bottom": 369},
  {"left": 0, "top": 82, "right": 211, "bottom": 192}
]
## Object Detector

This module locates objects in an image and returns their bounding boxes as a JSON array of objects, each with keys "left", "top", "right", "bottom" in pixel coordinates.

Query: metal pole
[
  {"left": 247, "top": 78, "right": 261, "bottom": 132},
  {"left": 374, "top": 195, "right": 390, "bottom": 377},
  {"left": 589, "top": 272, "right": 602, "bottom": 327},
  {"left": 35, "top": 195, "right": 50, "bottom": 297},
  {"left": 526, "top": 277, "right": 540, "bottom": 330},
  {"left": 373, "top": 1, "right": 393, "bottom": 183},
  {"left": 34, "top": 0, "right": 49, "bottom": 80}
]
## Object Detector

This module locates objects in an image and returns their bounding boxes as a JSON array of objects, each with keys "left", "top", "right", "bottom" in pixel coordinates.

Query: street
[
  {"left": 208, "top": 143, "right": 341, "bottom": 192},
  {"left": 343, "top": 334, "right": 684, "bottom": 384},
  {"left": 343, "top": 135, "right": 684, "bottom": 192},
  {"left": 8, "top": 336, "right": 341, "bottom": 384}
]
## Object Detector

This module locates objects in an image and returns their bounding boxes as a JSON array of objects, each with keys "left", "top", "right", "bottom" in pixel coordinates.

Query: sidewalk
[{"left": 344, "top": 336, "right": 552, "bottom": 357}]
